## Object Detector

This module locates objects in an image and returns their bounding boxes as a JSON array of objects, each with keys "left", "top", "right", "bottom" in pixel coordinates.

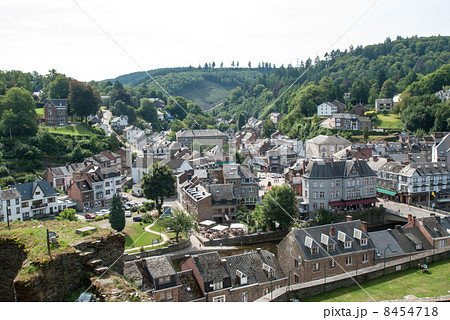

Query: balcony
[{"left": 32, "top": 203, "right": 48, "bottom": 209}]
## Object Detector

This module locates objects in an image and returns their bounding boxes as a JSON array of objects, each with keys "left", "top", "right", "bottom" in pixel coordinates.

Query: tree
[
  {"left": 261, "top": 119, "right": 275, "bottom": 138},
  {"left": 380, "top": 79, "right": 397, "bottom": 98},
  {"left": 261, "top": 184, "right": 297, "bottom": 230},
  {"left": 47, "top": 75, "right": 70, "bottom": 99},
  {"left": 141, "top": 163, "right": 176, "bottom": 215},
  {"left": 138, "top": 99, "right": 160, "bottom": 130},
  {"left": 109, "top": 193, "right": 125, "bottom": 232},
  {"left": 0, "top": 87, "right": 38, "bottom": 137},
  {"left": 157, "top": 208, "right": 195, "bottom": 242},
  {"left": 56, "top": 208, "right": 78, "bottom": 221},
  {"left": 69, "top": 80, "right": 101, "bottom": 124},
  {"left": 109, "top": 133, "right": 120, "bottom": 151},
  {"left": 363, "top": 128, "right": 369, "bottom": 142},
  {"left": 350, "top": 79, "right": 370, "bottom": 104},
  {"left": 315, "top": 209, "right": 335, "bottom": 225}
]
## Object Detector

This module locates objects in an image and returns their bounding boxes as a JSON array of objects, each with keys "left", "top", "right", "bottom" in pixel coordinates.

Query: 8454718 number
[{"left": 384, "top": 307, "right": 438, "bottom": 317}]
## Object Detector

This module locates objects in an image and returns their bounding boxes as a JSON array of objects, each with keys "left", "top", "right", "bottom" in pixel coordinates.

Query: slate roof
[
  {"left": 389, "top": 226, "right": 433, "bottom": 253},
  {"left": 45, "top": 99, "right": 68, "bottom": 106},
  {"left": 369, "top": 230, "right": 405, "bottom": 260},
  {"left": 176, "top": 129, "right": 227, "bottom": 138},
  {"left": 420, "top": 216, "right": 450, "bottom": 238},
  {"left": 11, "top": 180, "right": 57, "bottom": 200},
  {"left": 47, "top": 164, "right": 76, "bottom": 177},
  {"left": 306, "top": 134, "right": 351, "bottom": 146},
  {"left": 132, "top": 156, "right": 153, "bottom": 169},
  {"left": 177, "top": 270, "right": 205, "bottom": 302},
  {"left": 75, "top": 180, "right": 92, "bottom": 192},
  {"left": 399, "top": 162, "right": 450, "bottom": 177},
  {"left": 144, "top": 256, "right": 177, "bottom": 279},
  {"left": 290, "top": 220, "right": 375, "bottom": 261},
  {"left": 224, "top": 250, "right": 286, "bottom": 288},
  {"left": 223, "top": 164, "right": 240, "bottom": 180},
  {"left": 190, "top": 252, "right": 230, "bottom": 283},
  {"left": 0, "top": 188, "right": 22, "bottom": 200},
  {"left": 161, "top": 158, "right": 188, "bottom": 171},
  {"left": 209, "top": 184, "right": 235, "bottom": 203},
  {"left": 304, "top": 160, "right": 376, "bottom": 179},
  {"left": 440, "top": 216, "right": 450, "bottom": 232}
]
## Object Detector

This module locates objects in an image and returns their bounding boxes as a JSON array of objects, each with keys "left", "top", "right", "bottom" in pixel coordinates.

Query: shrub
[
  {"left": 94, "top": 215, "right": 104, "bottom": 221},
  {"left": 139, "top": 207, "right": 146, "bottom": 213},
  {"left": 143, "top": 201, "right": 155, "bottom": 211},
  {"left": 130, "top": 206, "right": 139, "bottom": 213},
  {"left": 0, "top": 166, "right": 10, "bottom": 178},
  {"left": 142, "top": 213, "right": 153, "bottom": 224}
]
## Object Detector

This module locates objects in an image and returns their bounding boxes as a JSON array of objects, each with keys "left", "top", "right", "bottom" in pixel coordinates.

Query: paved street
[{"left": 377, "top": 199, "right": 448, "bottom": 218}]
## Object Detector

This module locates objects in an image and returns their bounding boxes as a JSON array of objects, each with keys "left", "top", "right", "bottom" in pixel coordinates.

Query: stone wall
[
  {"left": 199, "top": 230, "right": 289, "bottom": 247},
  {"left": 1, "top": 232, "right": 125, "bottom": 302},
  {"left": 0, "top": 238, "right": 27, "bottom": 301},
  {"left": 123, "top": 238, "right": 191, "bottom": 261}
]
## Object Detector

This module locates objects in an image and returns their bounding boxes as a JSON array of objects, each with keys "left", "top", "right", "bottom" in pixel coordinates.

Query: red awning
[
  {"left": 329, "top": 201, "right": 345, "bottom": 207},
  {"left": 344, "top": 198, "right": 379, "bottom": 206}
]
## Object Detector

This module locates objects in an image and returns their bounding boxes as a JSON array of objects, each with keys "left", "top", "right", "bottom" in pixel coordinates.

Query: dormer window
[
  {"left": 344, "top": 241, "right": 352, "bottom": 249},
  {"left": 311, "top": 247, "right": 319, "bottom": 254},
  {"left": 361, "top": 239, "right": 367, "bottom": 246},
  {"left": 236, "top": 270, "right": 248, "bottom": 285},
  {"left": 328, "top": 244, "right": 335, "bottom": 252},
  {"left": 212, "top": 281, "right": 223, "bottom": 291}
]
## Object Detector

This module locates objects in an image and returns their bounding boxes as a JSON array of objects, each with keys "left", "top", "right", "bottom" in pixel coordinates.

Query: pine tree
[{"left": 109, "top": 193, "right": 125, "bottom": 232}]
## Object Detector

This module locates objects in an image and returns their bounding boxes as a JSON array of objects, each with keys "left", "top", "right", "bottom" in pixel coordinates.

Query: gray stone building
[
  {"left": 176, "top": 129, "right": 227, "bottom": 147},
  {"left": 299, "top": 160, "right": 378, "bottom": 214},
  {"left": 305, "top": 135, "right": 352, "bottom": 160}
]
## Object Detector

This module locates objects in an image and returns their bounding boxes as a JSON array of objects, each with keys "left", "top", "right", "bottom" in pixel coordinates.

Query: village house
[
  {"left": 44, "top": 99, "right": 68, "bottom": 126},
  {"left": 269, "top": 112, "right": 282, "bottom": 124},
  {"left": 0, "top": 188, "right": 22, "bottom": 223},
  {"left": 349, "top": 104, "right": 367, "bottom": 116},
  {"left": 110, "top": 115, "right": 128, "bottom": 132},
  {"left": 327, "top": 113, "right": 372, "bottom": 131},
  {"left": 305, "top": 135, "right": 352, "bottom": 160},
  {"left": 222, "top": 163, "right": 260, "bottom": 206},
  {"left": 180, "top": 250, "right": 287, "bottom": 302},
  {"left": 403, "top": 215, "right": 450, "bottom": 250},
  {"left": 277, "top": 219, "right": 375, "bottom": 284},
  {"left": 176, "top": 129, "right": 227, "bottom": 147},
  {"left": 375, "top": 98, "right": 394, "bottom": 112},
  {"left": 299, "top": 159, "right": 378, "bottom": 214},
  {"left": 432, "top": 132, "right": 450, "bottom": 163},
  {"left": 316, "top": 100, "right": 346, "bottom": 116}
]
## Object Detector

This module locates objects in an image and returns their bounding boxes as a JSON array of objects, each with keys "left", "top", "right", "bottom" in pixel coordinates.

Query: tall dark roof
[
  {"left": 209, "top": 184, "right": 236, "bottom": 203},
  {"left": 177, "top": 270, "right": 205, "bottom": 302},
  {"left": 290, "top": 220, "right": 375, "bottom": 261},
  {"left": 304, "top": 160, "right": 376, "bottom": 179},
  {"left": 420, "top": 216, "right": 450, "bottom": 238},
  {"left": 224, "top": 250, "right": 286, "bottom": 288},
  {"left": 190, "top": 252, "right": 230, "bottom": 283},
  {"left": 11, "top": 180, "right": 57, "bottom": 200},
  {"left": 369, "top": 230, "right": 405, "bottom": 260},
  {"left": 389, "top": 226, "right": 433, "bottom": 253},
  {"left": 144, "top": 256, "right": 177, "bottom": 279},
  {"left": 0, "top": 188, "right": 22, "bottom": 200}
]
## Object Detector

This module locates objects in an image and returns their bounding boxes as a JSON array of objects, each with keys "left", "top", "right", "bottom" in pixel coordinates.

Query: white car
[
  {"left": 97, "top": 209, "right": 110, "bottom": 216},
  {"left": 125, "top": 211, "right": 132, "bottom": 217}
]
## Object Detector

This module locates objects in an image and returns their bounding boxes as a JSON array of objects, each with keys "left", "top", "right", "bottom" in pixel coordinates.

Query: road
[
  {"left": 102, "top": 109, "right": 113, "bottom": 136},
  {"left": 376, "top": 199, "right": 447, "bottom": 218}
]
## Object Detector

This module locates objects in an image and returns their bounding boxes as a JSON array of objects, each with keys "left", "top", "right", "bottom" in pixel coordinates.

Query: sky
[{"left": 0, "top": 0, "right": 449, "bottom": 82}]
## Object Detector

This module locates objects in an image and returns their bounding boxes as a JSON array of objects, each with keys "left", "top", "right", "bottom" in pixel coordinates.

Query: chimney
[
  {"left": 407, "top": 153, "right": 411, "bottom": 160},
  {"left": 361, "top": 221, "right": 368, "bottom": 233},
  {"left": 141, "top": 258, "right": 147, "bottom": 268},
  {"left": 346, "top": 215, "right": 353, "bottom": 222},
  {"left": 329, "top": 226, "right": 335, "bottom": 237},
  {"left": 412, "top": 216, "right": 416, "bottom": 227},
  {"left": 408, "top": 214, "right": 412, "bottom": 222},
  {"left": 395, "top": 225, "right": 401, "bottom": 230},
  {"left": 256, "top": 248, "right": 261, "bottom": 253},
  {"left": 302, "top": 160, "right": 306, "bottom": 173}
]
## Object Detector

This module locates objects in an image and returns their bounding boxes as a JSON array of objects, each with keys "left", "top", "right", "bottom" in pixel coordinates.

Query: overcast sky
[{"left": 1, "top": 0, "right": 449, "bottom": 82}]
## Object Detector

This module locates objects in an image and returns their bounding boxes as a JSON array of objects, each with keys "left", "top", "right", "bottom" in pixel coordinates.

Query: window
[
  {"left": 344, "top": 241, "right": 352, "bottom": 249},
  {"left": 213, "top": 295, "right": 225, "bottom": 302},
  {"left": 313, "top": 192, "right": 318, "bottom": 199},
  {"left": 328, "top": 244, "right": 335, "bottom": 251},
  {"left": 212, "top": 281, "right": 223, "bottom": 290},
  {"left": 48, "top": 109, "right": 52, "bottom": 115},
  {"left": 438, "top": 240, "right": 446, "bottom": 248},
  {"left": 313, "top": 181, "right": 318, "bottom": 188},
  {"left": 365, "top": 178, "right": 369, "bottom": 184},
  {"left": 329, "top": 259, "right": 336, "bottom": 268},
  {"left": 313, "top": 203, "right": 318, "bottom": 210},
  {"left": 319, "top": 203, "right": 324, "bottom": 209},
  {"left": 241, "top": 187, "right": 245, "bottom": 194},
  {"left": 294, "top": 274, "right": 299, "bottom": 283},
  {"left": 294, "top": 259, "right": 299, "bottom": 268},
  {"left": 160, "top": 290, "right": 173, "bottom": 301},
  {"left": 15, "top": 198, "right": 19, "bottom": 205},
  {"left": 361, "top": 239, "right": 367, "bottom": 246},
  {"left": 370, "top": 177, "right": 374, "bottom": 184},
  {"left": 336, "top": 180, "right": 341, "bottom": 187},
  {"left": 311, "top": 247, "right": 318, "bottom": 254},
  {"left": 312, "top": 262, "right": 320, "bottom": 272},
  {"left": 362, "top": 253, "right": 369, "bottom": 263},
  {"left": 336, "top": 190, "right": 340, "bottom": 197},
  {"left": 242, "top": 292, "right": 249, "bottom": 302},
  {"left": 22, "top": 201, "right": 28, "bottom": 208},
  {"left": 345, "top": 256, "right": 352, "bottom": 265},
  {"left": 6, "top": 200, "right": 10, "bottom": 206},
  {"left": 319, "top": 181, "right": 324, "bottom": 188},
  {"left": 319, "top": 192, "right": 325, "bottom": 199}
]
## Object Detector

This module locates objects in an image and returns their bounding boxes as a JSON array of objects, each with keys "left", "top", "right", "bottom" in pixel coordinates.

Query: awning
[
  {"left": 344, "top": 198, "right": 379, "bottom": 206},
  {"left": 230, "top": 223, "right": 249, "bottom": 233},
  {"left": 211, "top": 225, "right": 228, "bottom": 231},
  {"left": 199, "top": 220, "right": 215, "bottom": 226},
  {"left": 329, "top": 201, "right": 345, "bottom": 207},
  {"left": 376, "top": 188, "right": 397, "bottom": 196}
]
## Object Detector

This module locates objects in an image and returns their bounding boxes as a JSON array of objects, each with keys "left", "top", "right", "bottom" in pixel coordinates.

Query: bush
[
  {"left": 94, "top": 215, "right": 104, "bottom": 221},
  {"left": 139, "top": 207, "right": 147, "bottom": 213},
  {"left": 130, "top": 206, "right": 139, "bottom": 213},
  {"left": 142, "top": 213, "right": 153, "bottom": 224},
  {"left": 143, "top": 201, "right": 155, "bottom": 211},
  {"left": 0, "top": 166, "right": 10, "bottom": 178}
]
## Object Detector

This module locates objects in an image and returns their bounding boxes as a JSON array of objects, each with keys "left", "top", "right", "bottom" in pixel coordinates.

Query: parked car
[
  {"left": 84, "top": 213, "right": 96, "bottom": 220},
  {"left": 97, "top": 209, "right": 110, "bottom": 216},
  {"left": 133, "top": 216, "right": 143, "bottom": 222},
  {"left": 122, "top": 196, "right": 129, "bottom": 201},
  {"left": 125, "top": 211, "right": 132, "bottom": 217},
  {"left": 123, "top": 204, "right": 131, "bottom": 210}
]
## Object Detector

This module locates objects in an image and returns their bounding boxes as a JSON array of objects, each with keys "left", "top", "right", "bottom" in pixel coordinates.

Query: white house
[
  {"left": 0, "top": 188, "right": 22, "bottom": 223},
  {"left": 123, "top": 125, "right": 141, "bottom": 141},
  {"left": 11, "top": 180, "right": 59, "bottom": 220},
  {"left": 317, "top": 101, "right": 346, "bottom": 116},
  {"left": 110, "top": 115, "right": 128, "bottom": 130}
]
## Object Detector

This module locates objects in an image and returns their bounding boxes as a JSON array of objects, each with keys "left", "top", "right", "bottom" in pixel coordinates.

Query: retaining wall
[{"left": 123, "top": 239, "right": 191, "bottom": 261}]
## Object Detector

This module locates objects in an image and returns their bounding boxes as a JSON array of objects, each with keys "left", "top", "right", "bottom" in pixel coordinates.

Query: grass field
[
  {"left": 302, "top": 259, "right": 450, "bottom": 302},
  {"left": 377, "top": 114, "right": 403, "bottom": 129},
  {"left": 44, "top": 124, "right": 96, "bottom": 136},
  {"left": 35, "top": 108, "right": 44, "bottom": 115},
  {"left": 123, "top": 223, "right": 161, "bottom": 249}
]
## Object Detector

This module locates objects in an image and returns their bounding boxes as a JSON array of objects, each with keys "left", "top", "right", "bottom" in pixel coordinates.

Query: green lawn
[
  {"left": 123, "top": 223, "right": 161, "bottom": 249},
  {"left": 377, "top": 114, "right": 403, "bottom": 129},
  {"left": 302, "top": 260, "right": 450, "bottom": 302},
  {"left": 44, "top": 124, "right": 96, "bottom": 136},
  {"left": 36, "top": 108, "right": 44, "bottom": 115}
]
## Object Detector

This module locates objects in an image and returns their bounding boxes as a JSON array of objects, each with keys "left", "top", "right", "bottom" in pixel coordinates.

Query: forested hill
[
  {"left": 103, "top": 67, "right": 267, "bottom": 110},
  {"left": 210, "top": 35, "right": 450, "bottom": 136}
]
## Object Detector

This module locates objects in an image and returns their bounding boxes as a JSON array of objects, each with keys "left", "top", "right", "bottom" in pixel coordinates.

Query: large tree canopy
[
  {"left": 141, "top": 163, "right": 176, "bottom": 215},
  {"left": 261, "top": 184, "right": 297, "bottom": 230},
  {"left": 69, "top": 80, "right": 101, "bottom": 123}
]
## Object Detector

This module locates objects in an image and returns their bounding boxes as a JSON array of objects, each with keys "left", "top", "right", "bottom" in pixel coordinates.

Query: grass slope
[
  {"left": 377, "top": 114, "right": 403, "bottom": 129},
  {"left": 302, "top": 259, "right": 450, "bottom": 302},
  {"left": 173, "top": 80, "right": 230, "bottom": 110},
  {"left": 44, "top": 124, "right": 96, "bottom": 136}
]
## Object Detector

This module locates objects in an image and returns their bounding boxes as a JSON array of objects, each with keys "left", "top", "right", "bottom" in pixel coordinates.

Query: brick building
[
  {"left": 277, "top": 220, "right": 375, "bottom": 284},
  {"left": 44, "top": 99, "right": 68, "bottom": 126}
]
